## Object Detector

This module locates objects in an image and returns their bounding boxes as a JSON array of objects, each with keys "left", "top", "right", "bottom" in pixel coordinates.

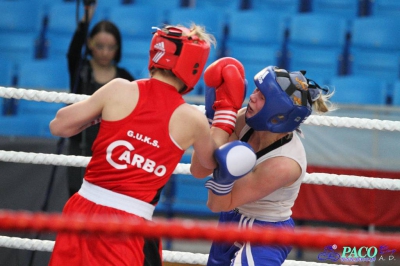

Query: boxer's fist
[
  {"left": 204, "top": 57, "right": 246, "bottom": 134},
  {"left": 205, "top": 141, "right": 256, "bottom": 195}
]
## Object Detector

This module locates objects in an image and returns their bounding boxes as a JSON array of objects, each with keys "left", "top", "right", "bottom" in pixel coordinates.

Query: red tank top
[{"left": 84, "top": 79, "right": 185, "bottom": 204}]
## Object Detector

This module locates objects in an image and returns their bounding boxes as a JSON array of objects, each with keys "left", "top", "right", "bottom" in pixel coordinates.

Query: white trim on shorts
[{"left": 78, "top": 179, "right": 155, "bottom": 221}]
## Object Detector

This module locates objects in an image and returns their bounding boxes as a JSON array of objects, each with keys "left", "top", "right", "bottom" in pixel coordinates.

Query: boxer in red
[{"left": 49, "top": 24, "right": 254, "bottom": 266}]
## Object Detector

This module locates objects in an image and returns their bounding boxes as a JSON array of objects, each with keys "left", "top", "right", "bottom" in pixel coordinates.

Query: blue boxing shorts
[{"left": 207, "top": 210, "right": 295, "bottom": 266}]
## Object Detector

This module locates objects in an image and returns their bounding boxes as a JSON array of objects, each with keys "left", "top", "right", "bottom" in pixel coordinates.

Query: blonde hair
[
  {"left": 312, "top": 87, "right": 337, "bottom": 114},
  {"left": 184, "top": 23, "right": 217, "bottom": 48},
  {"left": 159, "top": 23, "right": 217, "bottom": 48},
  {"left": 149, "top": 23, "right": 217, "bottom": 79}
]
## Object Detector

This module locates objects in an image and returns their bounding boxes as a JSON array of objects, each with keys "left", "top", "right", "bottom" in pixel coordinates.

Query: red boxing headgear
[{"left": 149, "top": 26, "right": 210, "bottom": 94}]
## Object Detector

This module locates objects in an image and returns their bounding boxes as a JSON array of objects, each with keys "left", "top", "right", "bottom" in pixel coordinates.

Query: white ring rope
[
  {"left": 0, "top": 150, "right": 399, "bottom": 190},
  {"left": 2, "top": 86, "right": 400, "bottom": 132},
  {"left": 0, "top": 235, "right": 54, "bottom": 252},
  {"left": 1, "top": 87, "right": 398, "bottom": 265},
  {"left": 0, "top": 236, "right": 351, "bottom": 266},
  {"left": 0, "top": 86, "right": 87, "bottom": 104}
]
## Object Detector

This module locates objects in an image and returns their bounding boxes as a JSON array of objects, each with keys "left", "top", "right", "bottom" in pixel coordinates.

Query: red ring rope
[{"left": 0, "top": 210, "right": 399, "bottom": 250}]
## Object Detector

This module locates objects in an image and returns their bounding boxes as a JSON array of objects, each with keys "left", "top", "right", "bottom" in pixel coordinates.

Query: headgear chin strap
[
  {"left": 245, "top": 66, "right": 313, "bottom": 133},
  {"left": 148, "top": 26, "right": 210, "bottom": 94}
]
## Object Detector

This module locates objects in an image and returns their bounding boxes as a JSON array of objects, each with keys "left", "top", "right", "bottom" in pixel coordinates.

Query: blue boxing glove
[
  {"left": 205, "top": 85, "right": 216, "bottom": 126},
  {"left": 205, "top": 141, "right": 257, "bottom": 195}
]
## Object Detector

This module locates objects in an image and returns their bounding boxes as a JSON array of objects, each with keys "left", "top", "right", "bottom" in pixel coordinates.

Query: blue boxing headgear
[{"left": 245, "top": 66, "right": 314, "bottom": 133}]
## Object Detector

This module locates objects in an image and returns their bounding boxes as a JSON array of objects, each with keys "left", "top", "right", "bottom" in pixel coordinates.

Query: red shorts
[{"left": 49, "top": 194, "right": 162, "bottom": 266}]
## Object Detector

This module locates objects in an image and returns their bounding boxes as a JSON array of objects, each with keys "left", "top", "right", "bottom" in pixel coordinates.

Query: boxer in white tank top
[{"left": 191, "top": 66, "right": 335, "bottom": 265}]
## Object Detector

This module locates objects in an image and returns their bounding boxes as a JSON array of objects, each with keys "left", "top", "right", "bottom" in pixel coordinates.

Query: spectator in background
[{"left": 67, "top": 4, "right": 134, "bottom": 197}]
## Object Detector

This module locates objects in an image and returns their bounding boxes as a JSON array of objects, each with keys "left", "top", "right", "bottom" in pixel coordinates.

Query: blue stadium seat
[
  {"left": 350, "top": 17, "right": 400, "bottom": 51},
  {"left": 0, "top": 1, "right": 42, "bottom": 33},
  {"left": 17, "top": 59, "right": 69, "bottom": 91},
  {"left": 310, "top": 0, "right": 362, "bottom": 19},
  {"left": 349, "top": 17, "right": 400, "bottom": 82},
  {"left": 0, "top": 114, "right": 56, "bottom": 138},
  {"left": 59, "top": 0, "right": 123, "bottom": 4},
  {"left": 227, "top": 10, "right": 287, "bottom": 46},
  {"left": 0, "top": 57, "right": 15, "bottom": 87},
  {"left": 288, "top": 47, "right": 343, "bottom": 84},
  {"left": 121, "top": 37, "right": 150, "bottom": 61},
  {"left": 46, "top": 2, "right": 84, "bottom": 36},
  {"left": 34, "top": 0, "right": 66, "bottom": 10},
  {"left": 327, "top": 75, "right": 388, "bottom": 105},
  {"left": 45, "top": 2, "right": 103, "bottom": 49},
  {"left": 368, "top": 0, "right": 400, "bottom": 17},
  {"left": 349, "top": 49, "right": 400, "bottom": 83},
  {"left": 0, "top": 32, "right": 37, "bottom": 63},
  {"left": 95, "top": 0, "right": 125, "bottom": 8},
  {"left": 288, "top": 14, "right": 349, "bottom": 48},
  {"left": 171, "top": 174, "right": 214, "bottom": 216},
  {"left": 0, "top": 98, "right": 3, "bottom": 115},
  {"left": 17, "top": 99, "right": 65, "bottom": 117},
  {"left": 225, "top": 10, "right": 287, "bottom": 89},
  {"left": 286, "top": 13, "right": 349, "bottom": 83},
  {"left": 193, "top": 0, "right": 242, "bottom": 12},
  {"left": 249, "top": 0, "right": 301, "bottom": 15},
  {"left": 108, "top": 6, "right": 165, "bottom": 41},
  {"left": 93, "top": 0, "right": 133, "bottom": 18},
  {"left": 392, "top": 81, "right": 400, "bottom": 106},
  {"left": 0, "top": 116, "right": 41, "bottom": 138},
  {"left": 167, "top": 8, "right": 227, "bottom": 46},
  {"left": 226, "top": 44, "right": 281, "bottom": 69},
  {"left": 17, "top": 108, "right": 61, "bottom": 138},
  {"left": 155, "top": 151, "right": 216, "bottom": 217},
  {"left": 49, "top": 2, "right": 135, "bottom": 59},
  {"left": 45, "top": 2, "right": 92, "bottom": 60},
  {"left": 212, "top": 10, "right": 287, "bottom": 97},
  {"left": 131, "top": 0, "right": 182, "bottom": 9},
  {"left": 119, "top": 56, "right": 149, "bottom": 80},
  {"left": 46, "top": 34, "right": 72, "bottom": 60}
]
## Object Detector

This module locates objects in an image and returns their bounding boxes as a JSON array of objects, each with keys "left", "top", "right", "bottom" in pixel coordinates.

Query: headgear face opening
[
  {"left": 148, "top": 26, "right": 210, "bottom": 94},
  {"left": 245, "top": 66, "right": 313, "bottom": 133}
]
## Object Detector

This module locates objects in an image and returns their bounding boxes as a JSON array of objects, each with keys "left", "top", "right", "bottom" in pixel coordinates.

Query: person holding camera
[{"left": 67, "top": 3, "right": 135, "bottom": 197}]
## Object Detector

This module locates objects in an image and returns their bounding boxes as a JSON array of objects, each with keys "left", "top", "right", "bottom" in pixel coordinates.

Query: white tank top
[{"left": 237, "top": 125, "right": 307, "bottom": 222}]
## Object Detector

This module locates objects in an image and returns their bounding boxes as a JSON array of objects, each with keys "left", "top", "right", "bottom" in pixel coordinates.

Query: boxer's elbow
[
  {"left": 50, "top": 119, "right": 63, "bottom": 137},
  {"left": 49, "top": 116, "right": 74, "bottom": 138},
  {"left": 190, "top": 166, "right": 213, "bottom": 178},
  {"left": 207, "top": 197, "right": 232, "bottom": 213},
  {"left": 190, "top": 155, "right": 215, "bottom": 178}
]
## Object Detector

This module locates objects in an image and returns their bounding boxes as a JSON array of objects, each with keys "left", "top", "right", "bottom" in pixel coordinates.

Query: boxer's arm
[
  {"left": 207, "top": 156, "right": 302, "bottom": 212},
  {"left": 191, "top": 126, "right": 231, "bottom": 178},
  {"left": 50, "top": 78, "right": 135, "bottom": 137},
  {"left": 50, "top": 94, "right": 104, "bottom": 138}
]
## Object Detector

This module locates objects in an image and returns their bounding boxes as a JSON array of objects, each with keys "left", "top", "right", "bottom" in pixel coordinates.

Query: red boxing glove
[{"left": 204, "top": 57, "right": 246, "bottom": 135}]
